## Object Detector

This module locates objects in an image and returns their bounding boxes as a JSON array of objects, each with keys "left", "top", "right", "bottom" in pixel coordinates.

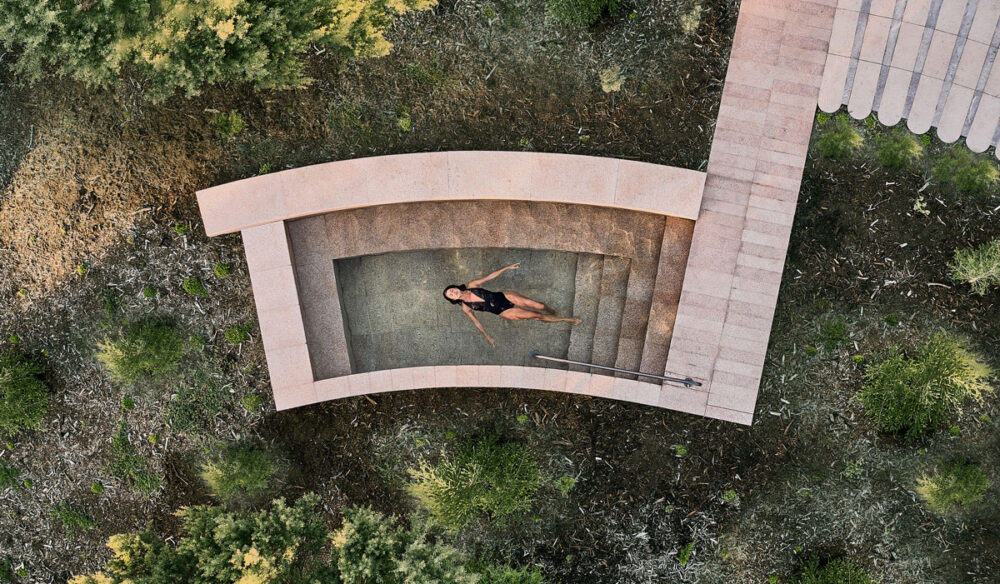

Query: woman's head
[{"left": 443, "top": 284, "right": 466, "bottom": 304}]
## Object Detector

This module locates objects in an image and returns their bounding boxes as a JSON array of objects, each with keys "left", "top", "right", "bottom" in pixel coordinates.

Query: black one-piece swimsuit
[{"left": 463, "top": 288, "right": 516, "bottom": 315}]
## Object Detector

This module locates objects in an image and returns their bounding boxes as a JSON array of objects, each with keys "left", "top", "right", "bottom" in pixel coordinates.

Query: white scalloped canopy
[{"left": 819, "top": 0, "right": 1000, "bottom": 158}]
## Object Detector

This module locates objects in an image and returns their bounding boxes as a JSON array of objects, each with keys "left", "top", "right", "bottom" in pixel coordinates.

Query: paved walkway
[
  {"left": 664, "top": 0, "right": 838, "bottom": 424},
  {"left": 820, "top": 0, "right": 1000, "bottom": 153}
]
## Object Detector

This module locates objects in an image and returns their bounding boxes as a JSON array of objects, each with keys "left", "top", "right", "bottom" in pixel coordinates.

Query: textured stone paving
[
  {"left": 664, "top": 0, "right": 838, "bottom": 424},
  {"left": 820, "top": 0, "right": 1000, "bottom": 154}
]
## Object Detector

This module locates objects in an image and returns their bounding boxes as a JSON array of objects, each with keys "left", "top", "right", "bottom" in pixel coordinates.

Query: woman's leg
[
  {"left": 499, "top": 307, "right": 580, "bottom": 324},
  {"left": 502, "top": 291, "right": 557, "bottom": 314}
]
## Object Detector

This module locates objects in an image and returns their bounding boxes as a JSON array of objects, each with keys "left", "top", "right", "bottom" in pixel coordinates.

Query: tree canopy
[{"left": 0, "top": 0, "right": 436, "bottom": 100}]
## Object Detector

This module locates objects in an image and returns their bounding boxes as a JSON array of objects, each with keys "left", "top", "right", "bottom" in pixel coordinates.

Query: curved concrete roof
[
  {"left": 820, "top": 0, "right": 1000, "bottom": 155},
  {"left": 197, "top": 151, "right": 706, "bottom": 236}
]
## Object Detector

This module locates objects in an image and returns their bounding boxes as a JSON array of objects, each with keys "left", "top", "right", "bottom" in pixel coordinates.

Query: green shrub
[
  {"left": 333, "top": 505, "right": 477, "bottom": 584},
  {"left": 407, "top": 434, "right": 541, "bottom": 530},
  {"left": 475, "top": 564, "right": 547, "bottom": 584},
  {"left": 0, "top": 351, "right": 50, "bottom": 437},
  {"left": 183, "top": 277, "right": 208, "bottom": 296},
  {"left": 555, "top": 475, "right": 576, "bottom": 495},
  {"left": 96, "top": 321, "right": 187, "bottom": 385},
  {"left": 108, "top": 420, "right": 161, "bottom": 494},
  {"left": 241, "top": 393, "right": 263, "bottom": 413},
  {"left": 934, "top": 148, "right": 999, "bottom": 195},
  {"left": 225, "top": 324, "right": 251, "bottom": 345},
  {"left": 0, "top": 460, "right": 21, "bottom": 490},
  {"left": 0, "top": 0, "right": 439, "bottom": 102},
  {"left": 816, "top": 316, "right": 848, "bottom": 349},
  {"left": 51, "top": 502, "right": 97, "bottom": 534},
  {"left": 213, "top": 110, "right": 246, "bottom": 139},
  {"left": 200, "top": 444, "right": 276, "bottom": 505},
  {"left": 877, "top": 129, "right": 922, "bottom": 168},
  {"left": 676, "top": 542, "right": 695, "bottom": 565},
  {"left": 916, "top": 461, "right": 988, "bottom": 513},
  {"left": 213, "top": 264, "right": 230, "bottom": 279},
  {"left": 91, "top": 481, "right": 104, "bottom": 494},
  {"left": 792, "top": 557, "right": 875, "bottom": 584},
  {"left": 815, "top": 112, "right": 829, "bottom": 126},
  {"left": 168, "top": 380, "right": 229, "bottom": 433},
  {"left": 547, "top": 0, "right": 621, "bottom": 26},
  {"left": 858, "top": 333, "right": 993, "bottom": 440},
  {"left": 142, "top": 285, "right": 157, "bottom": 299},
  {"left": 816, "top": 117, "right": 863, "bottom": 159},
  {"left": 950, "top": 239, "right": 1000, "bottom": 295},
  {"left": 172, "top": 222, "right": 190, "bottom": 236}
]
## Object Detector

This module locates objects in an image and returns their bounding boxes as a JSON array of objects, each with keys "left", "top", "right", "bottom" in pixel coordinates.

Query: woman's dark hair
[{"left": 443, "top": 284, "right": 466, "bottom": 304}]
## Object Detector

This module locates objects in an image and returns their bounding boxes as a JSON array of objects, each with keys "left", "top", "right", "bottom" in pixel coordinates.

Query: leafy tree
[
  {"left": 71, "top": 497, "right": 478, "bottom": 584},
  {"left": 0, "top": 351, "right": 50, "bottom": 438},
  {"left": 0, "top": 0, "right": 438, "bottom": 101}
]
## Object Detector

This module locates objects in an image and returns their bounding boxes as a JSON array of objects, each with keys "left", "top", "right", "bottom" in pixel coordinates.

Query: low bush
[
  {"left": 212, "top": 110, "right": 246, "bottom": 139},
  {"left": 97, "top": 321, "right": 187, "bottom": 385},
  {"left": 183, "top": 277, "right": 208, "bottom": 296},
  {"left": 877, "top": 129, "right": 922, "bottom": 168},
  {"left": 934, "top": 148, "right": 999, "bottom": 195},
  {"left": 200, "top": 444, "right": 276, "bottom": 506},
  {"left": 407, "top": 434, "right": 541, "bottom": 530},
  {"left": 816, "top": 117, "right": 863, "bottom": 159},
  {"left": 108, "top": 420, "right": 161, "bottom": 494},
  {"left": 0, "top": 460, "right": 21, "bottom": 490},
  {"left": 213, "top": 264, "right": 230, "bottom": 279},
  {"left": 792, "top": 557, "right": 875, "bottom": 584},
  {"left": 950, "top": 239, "right": 1000, "bottom": 295},
  {"left": 547, "top": 0, "right": 621, "bottom": 26},
  {"left": 51, "top": 502, "right": 97, "bottom": 534},
  {"left": 0, "top": 351, "right": 50, "bottom": 437},
  {"left": 857, "top": 332, "right": 993, "bottom": 440},
  {"left": 225, "top": 324, "right": 250, "bottom": 345},
  {"left": 474, "top": 564, "right": 548, "bottom": 584},
  {"left": 916, "top": 461, "right": 988, "bottom": 513},
  {"left": 167, "top": 377, "right": 229, "bottom": 433}
]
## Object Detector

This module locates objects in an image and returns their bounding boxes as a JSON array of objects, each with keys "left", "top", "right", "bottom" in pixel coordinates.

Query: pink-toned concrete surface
[
  {"left": 201, "top": 1, "right": 838, "bottom": 424},
  {"left": 290, "top": 366, "right": 709, "bottom": 414},
  {"left": 197, "top": 152, "right": 706, "bottom": 236},
  {"left": 664, "top": 0, "right": 838, "bottom": 426},
  {"left": 819, "top": 0, "right": 1000, "bottom": 156}
]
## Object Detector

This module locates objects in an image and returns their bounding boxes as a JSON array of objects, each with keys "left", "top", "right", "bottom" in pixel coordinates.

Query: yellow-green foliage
[
  {"left": 0, "top": 0, "right": 438, "bottom": 101},
  {"left": 858, "top": 332, "right": 993, "bottom": 440},
  {"left": 916, "top": 461, "right": 989, "bottom": 513},
  {"left": 950, "top": 239, "right": 1000, "bottom": 295}
]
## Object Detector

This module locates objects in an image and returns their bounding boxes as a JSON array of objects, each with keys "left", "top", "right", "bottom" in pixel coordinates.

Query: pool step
[
  {"left": 589, "top": 256, "right": 631, "bottom": 369},
  {"left": 640, "top": 217, "right": 696, "bottom": 379},
  {"left": 566, "top": 253, "right": 605, "bottom": 372},
  {"left": 613, "top": 260, "right": 657, "bottom": 379}
]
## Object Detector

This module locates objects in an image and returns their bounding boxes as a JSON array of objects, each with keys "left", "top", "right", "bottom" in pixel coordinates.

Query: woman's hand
[
  {"left": 504, "top": 262, "right": 520, "bottom": 271},
  {"left": 486, "top": 336, "right": 496, "bottom": 347}
]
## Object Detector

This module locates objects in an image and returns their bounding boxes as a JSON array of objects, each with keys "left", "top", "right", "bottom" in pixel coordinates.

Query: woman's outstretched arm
[
  {"left": 461, "top": 304, "right": 495, "bottom": 346},
  {"left": 467, "top": 262, "right": 519, "bottom": 288}
]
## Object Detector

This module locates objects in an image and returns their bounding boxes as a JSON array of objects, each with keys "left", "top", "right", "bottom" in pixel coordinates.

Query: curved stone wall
[{"left": 197, "top": 151, "right": 706, "bottom": 236}]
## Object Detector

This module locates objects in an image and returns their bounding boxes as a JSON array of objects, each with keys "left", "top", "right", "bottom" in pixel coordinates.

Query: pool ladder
[{"left": 529, "top": 350, "right": 702, "bottom": 388}]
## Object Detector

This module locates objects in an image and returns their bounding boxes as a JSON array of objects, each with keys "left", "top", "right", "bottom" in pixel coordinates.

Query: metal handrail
[{"left": 529, "top": 350, "right": 702, "bottom": 388}]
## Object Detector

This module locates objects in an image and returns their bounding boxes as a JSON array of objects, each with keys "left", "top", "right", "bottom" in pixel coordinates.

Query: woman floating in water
[{"left": 443, "top": 263, "right": 581, "bottom": 347}]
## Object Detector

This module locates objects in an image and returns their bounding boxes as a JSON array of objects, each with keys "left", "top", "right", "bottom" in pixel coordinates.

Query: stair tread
[
  {"left": 589, "top": 256, "right": 631, "bottom": 369},
  {"left": 567, "top": 254, "right": 605, "bottom": 372}
]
